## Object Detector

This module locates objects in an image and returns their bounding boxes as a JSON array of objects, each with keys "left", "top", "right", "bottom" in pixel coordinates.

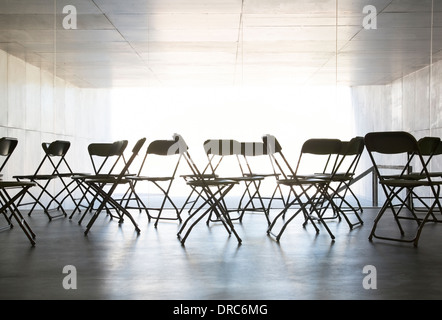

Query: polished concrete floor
[{"left": 1, "top": 200, "right": 442, "bottom": 301}]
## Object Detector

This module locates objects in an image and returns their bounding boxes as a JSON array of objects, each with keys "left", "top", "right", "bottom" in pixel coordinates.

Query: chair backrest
[
  {"left": 418, "top": 137, "right": 441, "bottom": 156},
  {"left": 261, "top": 134, "right": 296, "bottom": 179},
  {"left": 364, "top": 131, "right": 418, "bottom": 155},
  {"left": 33, "top": 140, "right": 73, "bottom": 176},
  {"left": 237, "top": 141, "right": 271, "bottom": 176},
  {"left": 301, "top": 138, "right": 342, "bottom": 155},
  {"left": 42, "top": 140, "right": 71, "bottom": 157},
  {"left": 105, "top": 138, "right": 146, "bottom": 194},
  {"left": 240, "top": 142, "right": 268, "bottom": 157},
  {"left": 262, "top": 134, "right": 282, "bottom": 154},
  {"left": 203, "top": 139, "right": 243, "bottom": 177},
  {"left": 0, "top": 137, "right": 18, "bottom": 173},
  {"left": 137, "top": 135, "right": 187, "bottom": 177},
  {"left": 364, "top": 131, "right": 432, "bottom": 180},
  {"left": 203, "top": 139, "right": 242, "bottom": 156},
  {"left": 339, "top": 136, "right": 365, "bottom": 157},
  {"left": 88, "top": 140, "right": 128, "bottom": 175},
  {"left": 146, "top": 136, "right": 188, "bottom": 156},
  {"left": 295, "top": 138, "right": 342, "bottom": 176},
  {"left": 172, "top": 134, "right": 200, "bottom": 177},
  {"left": 335, "top": 136, "right": 365, "bottom": 176},
  {"left": 415, "top": 136, "right": 441, "bottom": 174}
]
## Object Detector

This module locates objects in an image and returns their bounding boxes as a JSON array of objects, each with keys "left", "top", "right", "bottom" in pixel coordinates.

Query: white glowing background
[{"left": 110, "top": 85, "right": 355, "bottom": 197}]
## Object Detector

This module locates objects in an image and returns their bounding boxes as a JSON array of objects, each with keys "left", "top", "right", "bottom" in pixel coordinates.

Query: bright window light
[{"left": 110, "top": 85, "right": 354, "bottom": 196}]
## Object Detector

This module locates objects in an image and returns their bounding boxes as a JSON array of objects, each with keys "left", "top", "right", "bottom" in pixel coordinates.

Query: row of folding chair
[
  {"left": 68, "top": 135, "right": 244, "bottom": 243},
  {"left": 0, "top": 133, "right": 367, "bottom": 247},
  {"left": 87, "top": 132, "right": 442, "bottom": 248},
  {"left": 115, "top": 134, "right": 366, "bottom": 245},
  {"left": 5, "top": 131, "right": 442, "bottom": 248},
  {"left": 171, "top": 134, "right": 366, "bottom": 245}
]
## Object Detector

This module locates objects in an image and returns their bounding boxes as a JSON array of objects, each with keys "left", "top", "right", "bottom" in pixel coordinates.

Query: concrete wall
[{"left": 0, "top": 49, "right": 112, "bottom": 208}]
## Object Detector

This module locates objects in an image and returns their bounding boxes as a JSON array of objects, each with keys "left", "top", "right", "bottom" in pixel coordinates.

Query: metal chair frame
[
  {"left": 124, "top": 136, "right": 186, "bottom": 227},
  {"left": 81, "top": 138, "right": 146, "bottom": 235},
  {"left": 14, "top": 140, "right": 78, "bottom": 220},
  {"left": 267, "top": 138, "right": 344, "bottom": 241},
  {"left": 365, "top": 131, "right": 442, "bottom": 247},
  {"left": 174, "top": 135, "right": 242, "bottom": 245}
]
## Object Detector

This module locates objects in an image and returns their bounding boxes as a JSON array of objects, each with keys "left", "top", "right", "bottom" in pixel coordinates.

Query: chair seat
[
  {"left": 187, "top": 178, "right": 238, "bottom": 187},
  {"left": 0, "top": 181, "right": 36, "bottom": 188},
  {"left": 224, "top": 176, "right": 265, "bottom": 182},
  {"left": 277, "top": 177, "right": 329, "bottom": 186},
  {"left": 14, "top": 174, "right": 57, "bottom": 180},
  {"left": 243, "top": 173, "right": 279, "bottom": 178},
  {"left": 381, "top": 178, "right": 442, "bottom": 187},
  {"left": 289, "top": 173, "right": 352, "bottom": 181},
  {"left": 181, "top": 173, "right": 218, "bottom": 179},
  {"left": 84, "top": 177, "right": 131, "bottom": 184},
  {"left": 130, "top": 176, "right": 173, "bottom": 182}
]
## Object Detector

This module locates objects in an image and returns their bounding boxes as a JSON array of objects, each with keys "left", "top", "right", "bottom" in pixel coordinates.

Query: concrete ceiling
[{"left": 0, "top": 0, "right": 441, "bottom": 88}]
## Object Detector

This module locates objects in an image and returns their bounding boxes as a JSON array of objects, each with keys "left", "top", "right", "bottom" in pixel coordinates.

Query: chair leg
[
  {"left": 84, "top": 183, "right": 141, "bottom": 235},
  {"left": 178, "top": 184, "right": 241, "bottom": 245},
  {"left": 1, "top": 186, "right": 36, "bottom": 246}
]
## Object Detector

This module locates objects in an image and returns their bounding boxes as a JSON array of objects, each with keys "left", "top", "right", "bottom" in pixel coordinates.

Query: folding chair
[
  {"left": 69, "top": 140, "right": 128, "bottom": 220},
  {"left": 0, "top": 137, "right": 37, "bottom": 246},
  {"left": 409, "top": 137, "right": 442, "bottom": 213},
  {"left": 174, "top": 134, "right": 242, "bottom": 245},
  {"left": 317, "top": 136, "right": 365, "bottom": 229},
  {"left": 14, "top": 140, "right": 79, "bottom": 220},
  {"left": 202, "top": 139, "right": 269, "bottom": 225},
  {"left": 364, "top": 131, "right": 442, "bottom": 246},
  {"left": 267, "top": 138, "right": 343, "bottom": 241},
  {"left": 81, "top": 138, "right": 146, "bottom": 235},
  {"left": 124, "top": 135, "right": 186, "bottom": 227},
  {"left": 236, "top": 141, "right": 279, "bottom": 224},
  {"left": 261, "top": 134, "right": 294, "bottom": 211}
]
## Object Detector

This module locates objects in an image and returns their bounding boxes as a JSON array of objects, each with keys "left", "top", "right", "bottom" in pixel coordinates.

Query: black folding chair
[
  {"left": 0, "top": 137, "right": 36, "bottom": 246},
  {"left": 316, "top": 136, "right": 365, "bottom": 229},
  {"left": 409, "top": 137, "right": 442, "bottom": 214},
  {"left": 267, "top": 138, "right": 343, "bottom": 241},
  {"left": 81, "top": 138, "right": 146, "bottom": 235},
  {"left": 202, "top": 139, "right": 268, "bottom": 224},
  {"left": 174, "top": 135, "right": 242, "bottom": 245},
  {"left": 261, "top": 134, "right": 294, "bottom": 211},
  {"left": 14, "top": 140, "right": 78, "bottom": 220},
  {"left": 69, "top": 140, "right": 128, "bottom": 221},
  {"left": 364, "top": 131, "right": 442, "bottom": 246},
  {"left": 124, "top": 135, "right": 186, "bottom": 227}
]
